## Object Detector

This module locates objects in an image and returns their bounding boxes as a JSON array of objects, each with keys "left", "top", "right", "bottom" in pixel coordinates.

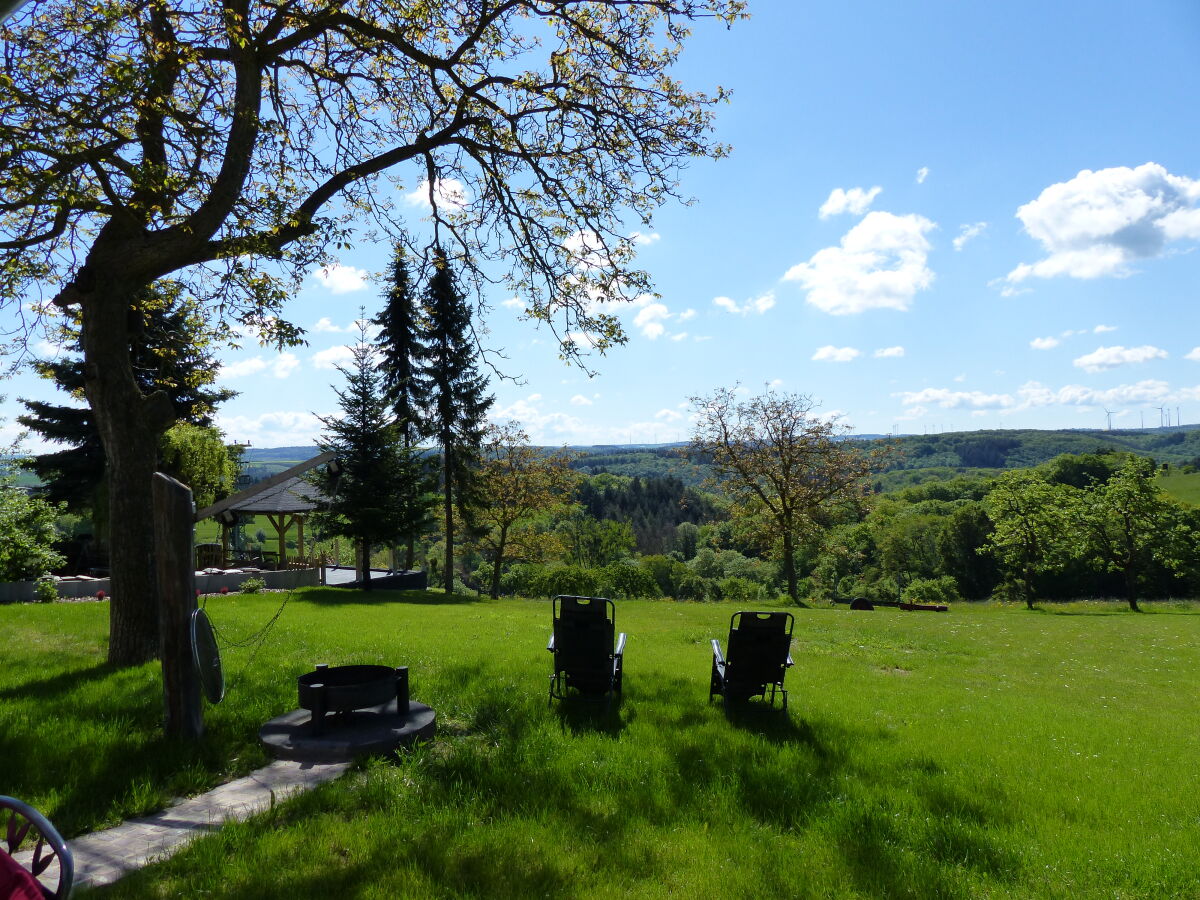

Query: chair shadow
[{"left": 552, "top": 694, "right": 628, "bottom": 737}]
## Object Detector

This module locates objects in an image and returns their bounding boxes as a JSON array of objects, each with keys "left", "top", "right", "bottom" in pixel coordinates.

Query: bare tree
[
  {"left": 0, "top": 0, "right": 744, "bottom": 664},
  {"left": 690, "top": 387, "right": 876, "bottom": 603}
]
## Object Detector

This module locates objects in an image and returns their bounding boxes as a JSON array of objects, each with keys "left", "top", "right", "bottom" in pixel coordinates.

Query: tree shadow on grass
[
  {"left": 291, "top": 587, "right": 488, "bottom": 606},
  {"left": 0, "top": 661, "right": 115, "bottom": 702},
  {"left": 552, "top": 694, "right": 627, "bottom": 737}
]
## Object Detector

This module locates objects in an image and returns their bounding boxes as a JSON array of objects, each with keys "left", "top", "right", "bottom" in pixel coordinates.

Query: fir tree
[
  {"left": 373, "top": 240, "right": 436, "bottom": 568},
  {"left": 417, "top": 252, "right": 493, "bottom": 592},
  {"left": 309, "top": 315, "right": 432, "bottom": 589},
  {"left": 18, "top": 282, "right": 236, "bottom": 514}
]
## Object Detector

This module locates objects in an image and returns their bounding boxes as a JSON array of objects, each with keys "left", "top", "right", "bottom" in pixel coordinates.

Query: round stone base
[{"left": 259, "top": 699, "right": 435, "bottom": 763}]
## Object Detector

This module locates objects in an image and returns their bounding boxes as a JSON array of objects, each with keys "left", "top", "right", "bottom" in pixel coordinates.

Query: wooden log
[{"left": 153, "top": 472, "right": 203, "bottom": 740}]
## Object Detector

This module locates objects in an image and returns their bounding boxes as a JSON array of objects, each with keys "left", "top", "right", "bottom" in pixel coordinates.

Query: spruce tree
[
  {"left": 309, "top": 315, "right": 431, "bottom": 590},
  {"left": 373, "top": 241, "right": 436, "bottom": 568},
  {"left": 18, "top": 282, "right": 236, "bottom": 514},
  {"left": 417, "top": 252, "right": 493, "bottom": 593}
]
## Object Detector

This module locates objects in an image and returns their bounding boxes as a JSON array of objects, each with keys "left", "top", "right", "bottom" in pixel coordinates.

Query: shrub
[
  {"left": 675, "top": 572, "right": 717, "bottom": 602},
  {"left": 602, "top": 561, "right": 661, "bottom": 600},
  {"left": 717, "top": 576, "right": 764, "bottom": 605},
  {"left": 535, "top": 565, "right": 603, "bottom": 599},
  {"left": 902, "top": 575, "right": 961, "bottom": 606},
  {"left": 34, "top": 576, "right": 58, "bottom": 604},
  {"left": 240, "top": 576, "right": 267, "bottom": 594}
]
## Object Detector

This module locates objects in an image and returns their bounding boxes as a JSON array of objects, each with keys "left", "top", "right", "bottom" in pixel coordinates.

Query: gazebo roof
[{"left": 195, "top": 451, "right": 334, "bottom": 521}]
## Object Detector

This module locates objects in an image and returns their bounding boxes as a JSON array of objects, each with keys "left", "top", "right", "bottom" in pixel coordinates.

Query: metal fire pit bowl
[{"left": 298, "top": 664, "right": 409, "bottom": 735}]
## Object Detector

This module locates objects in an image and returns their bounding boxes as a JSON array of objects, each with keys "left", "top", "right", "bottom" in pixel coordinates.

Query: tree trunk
[
  {"left": 361, "top": 538, "right": 372, "bottom": 590},
  {"left": 490, "top": 526, "right": 507, "bottom": 600},
  {"left": 443, "top": 446, "right": 454, "bottom": 594},
  {"left": 83, "top": 280, "right": 174, "bottom": 666},
  {"left": 781, "top": 529, "right": 798, "bottom": 603},
  {"left": 405, "top": 535, "right": 415, "bottom": 571},
  {"left": 1125, "top": 568, "right": 1140, "bottom": 612}
]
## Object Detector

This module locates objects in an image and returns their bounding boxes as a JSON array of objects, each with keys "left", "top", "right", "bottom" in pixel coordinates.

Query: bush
[
  {"left": 675, "top": 572, "right": 717, "bottom": 602},
  {"left": 602, "top": 561, "right": 661, "bottom": 600},
  {"left": 0, "top": 485, "right": 66, "bottom": 582},
  {"left": 240, "top": 576, "right": 267, "bottom": 594},
  {"left": 535, "top": 565, "right": 603, "bottom": 599},
  {"left": 717, "top": 576, "right": 764, "bottom": 605},
  {"left": 34, "top": 577, "right": 58, "bottom": 603},
  {"left": 902, "top": 575, "right": 961, "bottom": 606}
]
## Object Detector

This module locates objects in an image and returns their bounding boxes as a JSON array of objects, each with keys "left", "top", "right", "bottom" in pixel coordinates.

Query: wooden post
[
  {"left": 153, "top": 472, "right": 203, "bottom": 740},
  {"left": 296, "top": 516, "right": 306, "bottom": 562}
]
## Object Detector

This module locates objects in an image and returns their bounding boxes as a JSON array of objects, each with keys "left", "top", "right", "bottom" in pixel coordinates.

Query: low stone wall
[{"left": 1, "top": 567, "right": 321, "bottom": 603}]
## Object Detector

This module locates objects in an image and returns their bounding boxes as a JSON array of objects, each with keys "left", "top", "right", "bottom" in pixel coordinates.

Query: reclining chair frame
[
  {"left": 710, "top": 610, "right": 795, "bottom": 710},
  {"left": 548, "top": 594, "right": 627, "bottom": 704},
  {"left": 1, "top": 795, "right": 74, "bottom": 899}
]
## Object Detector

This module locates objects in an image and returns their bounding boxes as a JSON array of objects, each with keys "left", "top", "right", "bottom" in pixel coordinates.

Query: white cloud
[
  {"left": 669, "top": 332, "right": 688, "bottom": 342},
  {"left": 895, "top": 388, "right": 1015, "bottom": 410},
  {"left": 215, "top": 411, "right": 324, "bottom": 448},
  {"left": 404, "top": 177, "right": 468, "bottom": 211},
  {"left": 812, "top": 345, "right": 860, "bottom": 363},
  {"left": 630, "top": 231, "right": 661, "bottom": 246},
  {"left": 1030, "top": 336, "right": 1060, "bottom": 350},
  {"left": 784, "top": 211, "right": 936, "bottom": 315},
  {"left": 1073, "top": 345, "right": 1167, "bottom": 373},
  {"left": 1005, "top": 163, "right": 1200, "bottom": 288},
  {"left": 677, "top": 308, "right": 697, "bottom": 322},
  {"left": 312, "top": 317, "right": 346, "bottom": 333},
  {"left": 1094, "top": 324, "right": 1117, "bottom": 333},
  {"left": 819, "top": 186, "right": 882, "bottom": 219},
  {"left": 33, "top": 339, "right": 67, "bottom": 360},
  {"left": 502, "top": 297, "right": 525, "bottom": 310},
  {"left": 655, "top": 408, "right": 683, "bottom": 422},
  {"left": 569, "top": 394, "right": 593, "bottom": 406},
  {"left": 1186, "top": 347, "right": 1200, "bottom": 362},
  {"left": 874, "top": 346, "right": 905, "bottom": 358},
  {"left": 1017, "top": 379, "right": 1175, "bottom": 408},
  {"left": 272, "top": 353, "right": 300, "bottom": 379},
  {"left": 712, "top": 292, "right": 775, "bottom": 315},
  {"left": 311, "top": 345, "right": 356, "bottom": 370},
  {"left": 222, "top": 357, "right": 269, "bottom": 378},
  {"left": 916, "top": 167, "right": 930, "bottom": 184},
  {"left": 633, "top": 302, "right": 671, "bottom": 339},
  {"left": 953, "top": 222, "right": 987, "bottom": 251},
  {"left": 313, "top": 264, "right": 368, "bottom": 294},
  {"left": 768, "top": 378, "right": 784, "bottom": 388}
]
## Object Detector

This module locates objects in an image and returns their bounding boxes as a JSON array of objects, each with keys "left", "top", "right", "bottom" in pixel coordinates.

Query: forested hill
[{"left": 237, "top": 425, "right": 1200, "bottom": 486}]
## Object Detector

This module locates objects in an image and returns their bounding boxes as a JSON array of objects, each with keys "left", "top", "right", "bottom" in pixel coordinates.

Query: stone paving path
[{"left": 67, "top": 759, "right": 350, "bottom": 890}]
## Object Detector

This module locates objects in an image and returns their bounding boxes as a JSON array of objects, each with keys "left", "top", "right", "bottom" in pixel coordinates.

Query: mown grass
[
  {"left": 1158, "top": 469, "right": 1200, "bottom": 505},
  {"left": 3, "top": 593, "right": 1199, "bottom": 897}
]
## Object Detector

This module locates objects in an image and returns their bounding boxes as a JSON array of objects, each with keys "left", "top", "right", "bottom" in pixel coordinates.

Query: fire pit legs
[{"left": 396, "top": 666, "right": 409, "bottom": 714}]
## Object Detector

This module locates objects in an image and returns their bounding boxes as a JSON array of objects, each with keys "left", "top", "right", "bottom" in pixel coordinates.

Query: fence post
[{"left": 153, "top": 472, "right": 203, "bottom": 740}]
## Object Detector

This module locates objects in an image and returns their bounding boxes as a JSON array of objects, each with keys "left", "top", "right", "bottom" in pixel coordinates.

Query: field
[
  {"left": 1158, "top": 469, "right": 1200, "bottom": 506},
  {"left": 2, "top": 594, "right": 1198, "bottom": 897}
]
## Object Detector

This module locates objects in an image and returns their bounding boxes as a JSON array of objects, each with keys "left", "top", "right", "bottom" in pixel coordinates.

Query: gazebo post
[{"left": 297, "top": 516, "right": 306, "bottom": 563}]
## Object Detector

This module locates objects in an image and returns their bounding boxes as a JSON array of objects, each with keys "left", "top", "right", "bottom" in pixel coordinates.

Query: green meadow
[{"left": 2, "top": 593, "right": 1198, "bottom": 898}]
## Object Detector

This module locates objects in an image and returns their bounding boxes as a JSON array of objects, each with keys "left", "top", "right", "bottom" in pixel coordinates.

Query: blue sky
[{"left": 4, "top": 0, "right": 1200, "bottom": 450}]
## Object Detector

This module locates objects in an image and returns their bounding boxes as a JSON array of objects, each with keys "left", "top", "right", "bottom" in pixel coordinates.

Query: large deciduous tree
[
  {"left": 981, "top": 470, "right": 1073, "bottom": 609},
  {"left": 1068, "top": 456, "right": 1191, "bottom": 612},
  {"left": 471, "top": 422, "right": 577, "bottom": 599},
  {"left": 689, "top": 387, "right": 875, "bottom": 603},
  {"left": 0, "top": 0, "right": 742, "bottom": 664}
]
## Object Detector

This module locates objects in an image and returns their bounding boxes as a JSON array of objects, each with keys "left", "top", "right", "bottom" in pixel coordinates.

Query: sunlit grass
[{"left": 3, "top": 594, "right": 1198, "bottom": 897}]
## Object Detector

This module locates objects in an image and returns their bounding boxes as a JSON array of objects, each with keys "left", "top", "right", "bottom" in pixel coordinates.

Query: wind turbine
[
  {"left": 1103, "top": 409, "right": 1114, "bottom": 431},
  {"left": 1155, "top": 406, "right": 1165, "bottom": 428}
]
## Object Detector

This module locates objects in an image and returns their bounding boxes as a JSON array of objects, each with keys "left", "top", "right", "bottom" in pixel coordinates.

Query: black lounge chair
[
  {"left": 548, "top": 595, "right": 627, "bottom": 702},
  {"left": 710, "top": 610, "right": 794, "bottom": 710},
  {"left": 1, "top": 796, "right": 73, "bottom": 899}
]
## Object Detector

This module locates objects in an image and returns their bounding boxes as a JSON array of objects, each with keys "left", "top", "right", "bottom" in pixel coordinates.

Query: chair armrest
[
  {"left": 547, "top": 633, "right": 555, "bottom": 652},
  {"left": 614, "top": 632, "right": 627, "bottom": 658},
  {"left": 711, "top": 638, "right": 725, "bottom": 665}
]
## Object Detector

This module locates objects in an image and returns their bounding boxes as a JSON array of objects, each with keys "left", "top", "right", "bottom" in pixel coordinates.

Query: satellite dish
[{"left": 190, "top": 608, "right": 225, "bottom": 704}]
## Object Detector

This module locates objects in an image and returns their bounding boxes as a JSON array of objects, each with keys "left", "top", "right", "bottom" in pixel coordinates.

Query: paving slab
[{"left": 67, "top": 759, "right": 349, "bottom": 890}]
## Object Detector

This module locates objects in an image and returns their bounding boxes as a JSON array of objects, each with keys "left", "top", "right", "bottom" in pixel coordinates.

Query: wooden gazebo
[{"left": 196, "top": 452, "right": 335, "bottom": 568}]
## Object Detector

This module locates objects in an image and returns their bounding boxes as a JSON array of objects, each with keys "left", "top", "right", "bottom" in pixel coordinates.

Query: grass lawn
[
  {"left": 1159, "top": 469, "right": 1200, "bottom": 506},
  {"left": 2, "top": 593, "right": 1198, "bottom": 898}
]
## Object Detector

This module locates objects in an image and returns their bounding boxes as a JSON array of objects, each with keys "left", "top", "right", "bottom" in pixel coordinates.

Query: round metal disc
[{"left": 190, "top": 608, "right": 225, "bottom": 704}]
